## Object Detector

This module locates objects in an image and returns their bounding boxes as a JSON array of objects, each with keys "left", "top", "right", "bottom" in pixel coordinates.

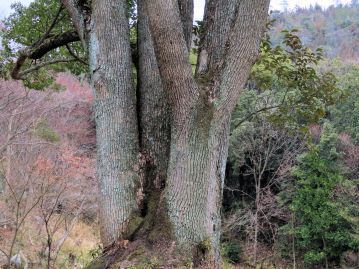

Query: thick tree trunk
[
  {"left": 137, "top": 3, "right": 230, "bottom": 266},
  {"left": 137, "top": 0, "right": 171, "bottom": 230},
  {"left": 62, "top": 0, "right": 269, "bottom": 267},
  {"left": 165, "top": 104, "right": 231, "bottom": 266},
  {"left": 145, "top": 0, "right": 270, "bottom": 266},
  {"left": 89, "top": 0, "right": 140, "bottom": 246},
  {"left": 178, "top": 0, "right": 194, "bottom": 50},
  {"left": 196, "top": 0, "right": 239, "bottom": 76}
]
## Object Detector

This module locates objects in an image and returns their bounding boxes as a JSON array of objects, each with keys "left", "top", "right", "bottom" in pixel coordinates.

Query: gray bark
[
  {"left": 61, "top": 0, "right": 88, "bottom": 49},
  {"left": 178, "top": 0, "right": 194, "bottom": 50},
  {"left": 61, "top": 0, "right": 270, "bottom": 266},
  {"left": 89, "top": 0, "right": 140, "bottom": 246},
  {"left": 196, "top": 0, "right": 239, "bottom": 76},
  {"left": 146, "top": 0, "right": 270, "bottom": 266},
  {"left": 137, "top": 0, "right": 171, "bottom": 223}
]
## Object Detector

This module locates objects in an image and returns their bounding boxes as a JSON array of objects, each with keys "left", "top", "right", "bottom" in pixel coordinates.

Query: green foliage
[
  {"left": 192, "top": 20, "right": 204, "bottom": 49},
  {"left": 87, "top": 244, "right": 102, "bottom": 260},
  {"left": 221, "top": 241, "right": 242, "bottom": 264},
  {"left": 245, "top": 29, "right": 341, "bottom": 129},
  {"left": 189, "top": 51, "right": 197, "bottom": 74},
  {"left": 1, "top": 0, "right": 87, "bottom": 88},
  {"left": 322, "top": 60, "right": 359, "bottom": 143},
  {"left": 226, "top": 16, "right": 359, "bottom": 268},
  {"left": 198, "top": 237, "right": 212, "bottom": 252},
  {"left": 3, "top": 1, "right": 69, "bottom": 46},
  {"left": 288, "top": 123, "right": 359, "bottom": 266},
  {"left": 22, "top": 68, "right": 55, "bottom": 90},
  {"left": 127, "top": 0, "right": 137, "bottom": 24},
  {"left": 0, "top": 0, "right": 139, "bottom": 90},
  {"left": 226, "top": 31, "right": 346, "bottom": 264},
  {"left": 35, "top": 119, "right": 60, "bottom": 142}
]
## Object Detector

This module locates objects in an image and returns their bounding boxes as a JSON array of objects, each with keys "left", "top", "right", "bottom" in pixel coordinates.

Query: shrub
[
  {"left": 288, "top": 123, "right": 359, "bottom": 266},
  {"left": 35, "top": 119, "right": 60, "bottom": 142},
  {"left": 221, "top": 241, "right": 242, "bottom": 264}
]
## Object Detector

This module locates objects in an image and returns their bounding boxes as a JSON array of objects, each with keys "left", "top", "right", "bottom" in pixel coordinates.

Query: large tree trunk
[
  {"left": 145, "top": 0, "right": 270, "bottom": 266},
  {"left": 178, "top": 0, "right": 194, "bottom": 50},
  {"left": 165, "top": 103, "right": 231, "bottom": 266},
  {"left": 89, "top": 0, "right": 140, "bottom": 245},
  {"left": 137, "top": 3, "right": 227, "bottom": 265},
  {"left": 60, "top": 0, "right": 269, "bottom": 267},
  {"left": 6, "top": 0, "right": 272, "bottom": 267},
  {"left": 137, "top": 0, "right": 171, "bottom": 232}
]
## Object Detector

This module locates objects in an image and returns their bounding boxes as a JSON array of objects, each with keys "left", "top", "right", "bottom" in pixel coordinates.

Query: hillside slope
[{"left": 271, "top": 2, "right": 359, "bottom": 63}]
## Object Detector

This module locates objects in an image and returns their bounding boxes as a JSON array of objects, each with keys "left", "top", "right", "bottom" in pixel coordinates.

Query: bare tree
[
  {"left": 225, "top": 117, "right": 305, "bottom": 264},
  {"left": 0, "top": 78, "right": 97, "bottom": 268}
]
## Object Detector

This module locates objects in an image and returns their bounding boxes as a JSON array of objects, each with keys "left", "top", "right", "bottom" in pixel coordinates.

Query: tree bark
[
  {"left": 89, "top": 0, "right": 140, "bottom": 246},
  {"left": 137, "top": 0, "right": 171, "bottom": 230},
  {"left": 196, "top": 0, "right": 239, "bottom": 76},
  {"left": 20, "top": 0, "right": 271, "bottom": 266},
  {"left": 178, "top": 0, "right": 194, "bottom": 50},
  {"left": 164, "top": 109, "right": 231, "bottom": 266},
  {"left": 145, "top": 0, "right": 270, "bottom": 266}
]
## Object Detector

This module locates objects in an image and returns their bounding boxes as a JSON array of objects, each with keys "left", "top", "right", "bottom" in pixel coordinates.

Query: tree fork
[{"left": 9, "top": 0, "right": 271, "bottom": 267}]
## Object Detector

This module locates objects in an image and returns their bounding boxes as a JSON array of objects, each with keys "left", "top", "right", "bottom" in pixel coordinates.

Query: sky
[{"left": 0, "top": 0, "right": 354, "bottom": 21}]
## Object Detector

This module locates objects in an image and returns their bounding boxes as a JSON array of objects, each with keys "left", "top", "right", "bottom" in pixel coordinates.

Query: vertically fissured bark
[
  {"left": 59, "top": 0, "right": 270, "bottom": 267},
  {"left": 137, "top": 0, "right": 171, "bottom": 234},
  {"left": 89, "top": 0, "right": 140, "bottom": 245},
  {"left": 9, "top": 0, "right": 270, "bottom": 266},
  {"left": 145, "top": 0, "right": 270, "bottom": 266}
]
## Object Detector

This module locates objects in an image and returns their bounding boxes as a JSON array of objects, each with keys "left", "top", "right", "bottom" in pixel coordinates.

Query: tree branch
[
  {"left": 146, "top": 0, "right": 197, "bottom": 110},
  {"left": 27, "top": 31, "right": 80, "bottom": 60},
  {"left": 196, "top": 0, "right": 239, "bottom": 76},
  {"left": 65, "top": 44, "right": 88, "bottom": 65},
  {"left": 35, "top": 4, "right": 64, "bottom": 46},
  {"left": 11, "top": 31, "right": 80, "bottom": 79},
  {"left": 177, "top": 0, "right": 194, "bottom": 51},
  {"left": 17, "top": 58, "right": 78, "bottom": 79},
  {"left": 216, "top": 0, "right": 270, "bottom": 114},
  {"left": 61, "top": 0, "right": 88, "bottom": 49},
  {"left": 232, "top": 104, "right": 281, "bottom": 130}
]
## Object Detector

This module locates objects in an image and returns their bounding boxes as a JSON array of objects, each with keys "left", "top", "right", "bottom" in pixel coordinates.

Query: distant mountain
[{"left": 270, "top": 2, "right": 359, "bottom": 63}]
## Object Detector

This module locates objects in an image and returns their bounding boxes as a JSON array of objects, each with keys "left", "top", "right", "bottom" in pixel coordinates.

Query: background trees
[
  {"left": 0, "top": 76, "right": 99, "bottom": 268},
  {"left": 288, "top": 123, "right": 358, "bottom": 267},
  {"left": 270, "top": 1, "right": 359, "bottom": 64},
  {"left": 221, "top": 26, "right": 359, "bottom": 268}
]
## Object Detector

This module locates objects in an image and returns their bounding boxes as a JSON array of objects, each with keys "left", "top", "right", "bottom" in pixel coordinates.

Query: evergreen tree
[{"left": 289, "top": 123, "right": 359, "bottom": 266}]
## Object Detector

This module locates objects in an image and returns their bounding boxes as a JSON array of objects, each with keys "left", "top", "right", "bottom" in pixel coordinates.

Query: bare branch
[
  {"left": 61, "top": 0, "right": 88, "bottom": 49},
  {"left": 17, "top": 58, "right": 78, "bottom": 79},
  {"left": 65, "top": 44, "right": 88, "bottom": 65},
  {"left": 11, "top": 31, "right": 80, "bottom": 80}
]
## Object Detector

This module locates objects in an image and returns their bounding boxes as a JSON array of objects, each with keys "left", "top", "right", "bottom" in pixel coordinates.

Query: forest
[{"left": 0, "top": 0, "right": 358, "bottom": 268}]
